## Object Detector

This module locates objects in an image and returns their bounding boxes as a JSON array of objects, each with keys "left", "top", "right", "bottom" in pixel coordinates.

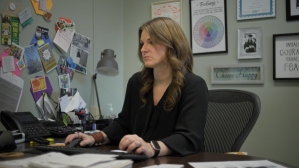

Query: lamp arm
[{"left": 92, "top": 73, "right": 104, "bottom": 119}]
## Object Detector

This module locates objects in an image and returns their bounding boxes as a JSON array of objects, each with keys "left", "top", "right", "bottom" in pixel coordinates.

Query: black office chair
[{"left": 204, "top": 89, "right": 261, "bottom": 153}]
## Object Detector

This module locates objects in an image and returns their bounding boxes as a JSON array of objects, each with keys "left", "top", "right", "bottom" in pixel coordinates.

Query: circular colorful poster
[{"left": 193, "top": 15, "right": 224, "bottom": 48}]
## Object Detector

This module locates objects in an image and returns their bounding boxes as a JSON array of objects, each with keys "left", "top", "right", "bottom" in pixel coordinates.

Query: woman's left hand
[{"left": 119, "top": 134, "right": 155, "bottom": 158}]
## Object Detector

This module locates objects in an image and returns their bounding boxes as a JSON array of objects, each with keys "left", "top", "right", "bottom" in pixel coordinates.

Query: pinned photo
[
  {"left": 58, "top": 74, "right": 71, "bottom": 88},
  {"left": 56, "top": 56, "right": 75, "bottom": 80},
  {"left": 24, "top": 45, "right": 43, "bottom": 76},
  {"left": 72, "top": 32, "right": 91, "bottom": 51},
  {"left": 1, "top": 14, "right": 11, "bottom": 45},
  {"left": 56, "top": 19, "right": 75, "bottom": 31},
  {"left": 31, "top": 76, "right": 47, "bottom": 93},
  {"left": 43, "top": 10, "right": 53, "bottom": 21},
  {"left": 16, "top": 59, "right": 25, "bottom": 71},
  {"left": 60, "top": 88, "right": 77, "bottom": 98},
  {"left": 71, "top": 63, "right": 86, "bottom": 74},
  {"left": 9, "top": 42, "right": 25, "bottom": 60}
]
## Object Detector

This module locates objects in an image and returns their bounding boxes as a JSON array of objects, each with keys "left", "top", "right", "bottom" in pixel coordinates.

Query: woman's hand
[
  {"left": 65, "top": 132, "right": 95, "bottom": 147},
  {"left": 119, "top": 134, "right": 155, "bottom": 158}
]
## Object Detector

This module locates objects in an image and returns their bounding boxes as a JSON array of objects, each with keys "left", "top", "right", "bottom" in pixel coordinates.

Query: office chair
[{"left": 204, "top": 89, "right": 261, "bottom": 153}]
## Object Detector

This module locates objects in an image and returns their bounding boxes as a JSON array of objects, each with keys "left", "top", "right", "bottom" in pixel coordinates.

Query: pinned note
[
  {"left": 39, "top": 0, "right": 47, "bottom": 11},
  {"left": 37, "top": 39, "right": 45, "bottom": 46}
]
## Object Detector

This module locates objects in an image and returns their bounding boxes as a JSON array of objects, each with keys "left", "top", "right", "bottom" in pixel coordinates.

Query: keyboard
[
  {"left": 41, "top": 121, "right": 79, "bottom": 137},
  {"left": 34, "top": 146, "right": 148, "bottom": 161}
]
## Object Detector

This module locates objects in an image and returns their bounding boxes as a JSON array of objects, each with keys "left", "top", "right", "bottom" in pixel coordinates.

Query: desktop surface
[{"left": 0, "top": 138, "right": 295, "bottom": 168}]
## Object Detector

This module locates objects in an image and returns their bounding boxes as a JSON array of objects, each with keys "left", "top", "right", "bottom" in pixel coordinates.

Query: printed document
[
  {"left": 2, "top": 56, "right": 15, "bottom": 72},
  {"left": 188, "top": 160, "right": 287, "bottom": 168},
  {"left": 0, "top": 67, "right": 24, "bottom": 112}
]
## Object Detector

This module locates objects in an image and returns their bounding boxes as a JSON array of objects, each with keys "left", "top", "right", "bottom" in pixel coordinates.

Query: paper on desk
[
  {"left": 110, "top": 150, "right": 128, "bottom": 153},
  {"left": 50, "top": 154, "right": 117, "bottom": 167},
  {"left": 64, "top": 91, "right": 86, "bottom": 112},
  {"left": 0, "top": 152, "right": 68, "bottom": 168},
  {"left": 2, "top": 56, "right": 15, "bottom": 72},
  {"left": 142, "top": 164, "right": 183, "bottom": 168},
  {"left": 188, "top": 160, "right": 287, "bottom": 168},
  {"left": 59, "top": 94, "right": 69, "bottom": 112},
  {"left": 89, "top": 159, "right": 133, "bottom": 168}
]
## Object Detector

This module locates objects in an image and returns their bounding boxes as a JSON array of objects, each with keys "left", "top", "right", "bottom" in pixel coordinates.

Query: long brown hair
[{"left": 138, "top": 17, "right": 194, "bottom": 111}]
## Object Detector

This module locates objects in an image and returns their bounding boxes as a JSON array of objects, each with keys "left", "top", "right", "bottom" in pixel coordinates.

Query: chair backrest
[{"left": 204, "top": 89, "right": 261, "bottom": 153}]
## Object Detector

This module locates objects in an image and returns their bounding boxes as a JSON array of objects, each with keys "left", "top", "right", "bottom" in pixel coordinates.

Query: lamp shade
[{"left": 96, "top": 49, "right": 119, "bottom": 76}]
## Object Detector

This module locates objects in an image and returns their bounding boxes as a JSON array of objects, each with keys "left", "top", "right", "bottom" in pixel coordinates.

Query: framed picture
[
  {"left": 190, "top": 0, "right": 228, "bottom": 55},
  {"left": 151, "top": 0, "right": 182, "bottom": 27},
  {"left": 237, "top": 0, "right": 276, "bottom": 20},
  {"left": 286, "top": 0, "right": 299, "bottom": 21},
  {"left": 238, "top": 27, "right": 262, "bottom": 59},
  {"left": 273, "top": 33, "right": 299, "bottom": 80},
  {"left": 211, "top": 64, "right": 264, "bottom": 84}
]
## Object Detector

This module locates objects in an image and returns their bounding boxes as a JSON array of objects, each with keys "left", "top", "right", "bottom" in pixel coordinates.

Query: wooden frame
[
  {"left": 211, "top": 64, "right": 264, "bottom": 84},
  {"left": 238, "top": 27, "right": 262, "bottom": 59},
  {"left": 190, "top": 0, "right": 228, "bottom": 55},
  {"left": 286, "top": 0, "right": 299, "bottom": 21},
  {"left": 151, "top": 0, "right": 182, "bottom": 27},
  {"left": 273, "top": 33, "right": 299, "bottom": 80}
]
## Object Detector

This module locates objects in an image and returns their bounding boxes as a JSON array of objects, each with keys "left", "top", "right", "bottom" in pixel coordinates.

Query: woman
[{"left": 65, "top": 17, "right": 208, "bottom": 158}]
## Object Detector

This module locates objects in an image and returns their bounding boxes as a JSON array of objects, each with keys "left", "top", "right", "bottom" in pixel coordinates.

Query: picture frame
[
  {"left": 238, "top": 27, "right": 262, "bottom": 59},
  {"left": 286, "top": 0, "right": 299, "bottom": 21},
  {"left": 151, "top": 0, "right": 182, "bottom": 27},
  {"left": 273, "top": 33, "right": 299, "bottom": 80},
  {"left": 237, "top": 0, "right": 276, "bottom": 20},
  {"left": 190, "top": 0, "right": 228, "bottom": 55},
  {"left": 211, "top": 64, "right": 264, "bottom": 84}
]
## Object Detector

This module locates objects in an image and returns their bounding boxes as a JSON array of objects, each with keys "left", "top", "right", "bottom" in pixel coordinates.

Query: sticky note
[{"left": 37, "top": 39, "right": 45, "bottom": 46}]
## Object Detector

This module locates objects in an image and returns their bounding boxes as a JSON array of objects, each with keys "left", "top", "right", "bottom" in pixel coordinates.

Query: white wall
[{"left": 123, "top": 0, "right": 299, "bottom": 167}]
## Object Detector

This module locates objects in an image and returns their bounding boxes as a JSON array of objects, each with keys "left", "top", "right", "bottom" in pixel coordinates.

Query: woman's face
[{"left": 140, "top": 30, "right": 167, "bottom": 69}]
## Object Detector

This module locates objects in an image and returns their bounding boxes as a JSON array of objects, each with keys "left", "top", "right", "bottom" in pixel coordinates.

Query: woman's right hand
[{"left": 65, "top": 132, "right": 95, "bottom": 147}]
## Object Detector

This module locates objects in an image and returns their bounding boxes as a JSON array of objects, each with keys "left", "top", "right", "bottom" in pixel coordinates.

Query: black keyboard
[
  {"left": 41, "top": 121, "right": 79, "bottom": 137},
  {"left": 25, "top": 124, "right": 51, "bottom": 138},
  {"left": 34, "top": 146, "right": 148, "bottom": 161}
]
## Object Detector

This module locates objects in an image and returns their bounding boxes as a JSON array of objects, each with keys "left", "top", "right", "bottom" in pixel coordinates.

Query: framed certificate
[
  {"left": 237, "top": 0, "right": 276, "bottom": 20},
  {"left": 190, "top": 0, "right": 228, "bottom": 55},
  {"left": 286, "top": 0, "right": 299, "bottom": 21},
  {"left": 273, "top": 33, "right": 299, "bottom": 80}
]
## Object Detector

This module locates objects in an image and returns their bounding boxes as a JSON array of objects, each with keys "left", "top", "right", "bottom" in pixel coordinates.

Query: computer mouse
[{"left": 65, "top": 138, "right": 83, "bottom": 148}]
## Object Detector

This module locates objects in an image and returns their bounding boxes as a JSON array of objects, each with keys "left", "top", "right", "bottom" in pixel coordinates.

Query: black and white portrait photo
[
  {"left": 238, "top": 27, "right": 262, "bottom": 59},
  {"left": 243, "top": 33, "right": 257, "bottom": 53}
]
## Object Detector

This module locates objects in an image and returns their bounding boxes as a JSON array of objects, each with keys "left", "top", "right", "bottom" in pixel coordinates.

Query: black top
[{"left": 102, "top": 72, "right": 208, "bottom": 156}]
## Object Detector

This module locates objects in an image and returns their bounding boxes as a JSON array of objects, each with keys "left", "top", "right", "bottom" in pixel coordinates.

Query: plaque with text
[
  {"left": 211, "top": 64, "right": 264, "bottom": 84},
  {"left": 273, "top": 33, "right": 299, "bottom": 80}
]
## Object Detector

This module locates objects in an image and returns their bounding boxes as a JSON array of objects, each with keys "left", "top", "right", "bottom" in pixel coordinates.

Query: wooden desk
[{"left": 1, "top": 138, "right": 295, "bottom": 168}]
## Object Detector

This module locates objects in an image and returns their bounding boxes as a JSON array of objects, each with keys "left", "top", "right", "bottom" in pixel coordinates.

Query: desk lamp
[{"left": 92, "top": 49, "right": 118, "bottom": 129}]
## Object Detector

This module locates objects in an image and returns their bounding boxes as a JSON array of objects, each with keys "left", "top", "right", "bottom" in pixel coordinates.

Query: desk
[{"left": 1, "top": 138, "right": 295, "bottom": 168}]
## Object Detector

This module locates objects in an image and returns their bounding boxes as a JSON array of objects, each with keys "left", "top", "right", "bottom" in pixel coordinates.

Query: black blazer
[{"left": 102, "top": 72, "right": 208, "bottom": 156}]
